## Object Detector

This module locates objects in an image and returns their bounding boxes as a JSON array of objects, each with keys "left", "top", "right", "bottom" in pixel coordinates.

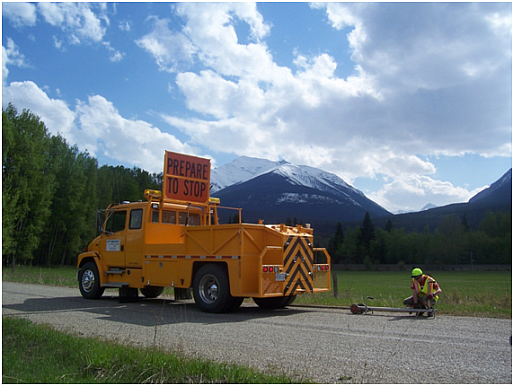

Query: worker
[{"left": 403, "top": 268, "right": 442, "bottom": 316}]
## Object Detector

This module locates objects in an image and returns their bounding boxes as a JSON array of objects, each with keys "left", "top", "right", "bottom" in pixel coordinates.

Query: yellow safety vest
[{"left": 413, "top": 275, "right": 439, "bottom": 300}]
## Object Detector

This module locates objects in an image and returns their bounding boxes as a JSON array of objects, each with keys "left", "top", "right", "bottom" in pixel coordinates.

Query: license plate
[{"left": 275, "top": 272, "right": 286, "bottom": 281}]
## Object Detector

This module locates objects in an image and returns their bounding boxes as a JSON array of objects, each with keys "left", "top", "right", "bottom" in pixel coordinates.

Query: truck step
[
  {"left": 101, "top": 282, "right": 129, "bottom": 288},
  {"left": 105, "top": 269, "right": 125, "bottom": 275}
]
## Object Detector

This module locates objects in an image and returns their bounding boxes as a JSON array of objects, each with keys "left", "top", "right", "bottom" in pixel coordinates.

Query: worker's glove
[{"left": 428, "top": 294, "right": 434, "bottom": 300}]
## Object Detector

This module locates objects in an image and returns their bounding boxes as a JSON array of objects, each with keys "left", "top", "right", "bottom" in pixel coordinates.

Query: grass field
[
  {"left": 295, "top": 270, "right": 512, "bottom": 318},
  {"left": 3, "top": 266, "right": 511, "bottom": 318}
]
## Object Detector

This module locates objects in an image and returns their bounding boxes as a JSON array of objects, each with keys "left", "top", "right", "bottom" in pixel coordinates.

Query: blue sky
[{"left": 2, "top": 2, "right": 512, "bottom": 213}]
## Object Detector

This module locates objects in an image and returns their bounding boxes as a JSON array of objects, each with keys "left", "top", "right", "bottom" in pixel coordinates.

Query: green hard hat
[{"left": 411, "top": 268, "right": 423, "bottom": 277}]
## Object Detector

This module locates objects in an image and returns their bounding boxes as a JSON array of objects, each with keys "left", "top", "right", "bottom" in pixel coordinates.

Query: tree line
[
  {"left": 2, "top": 104, "right": 161, "bottom": 268},
  {"left": 327, "top": 211, "right": 511, "bottom": 266}
]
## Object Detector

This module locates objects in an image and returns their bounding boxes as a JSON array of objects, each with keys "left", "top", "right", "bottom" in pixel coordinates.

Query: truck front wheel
[
  {"left": 193, "top": 264, "right": 234, "bottom": 313},
  {"left": 78, "top": 262, "right": 105, "bottom": 299}
]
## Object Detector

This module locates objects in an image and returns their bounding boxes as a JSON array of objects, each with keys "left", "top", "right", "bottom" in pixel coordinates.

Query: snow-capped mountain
[
  {"left": 210, "top": 156, "right": 390, "bottom": 234},
  {"left": 211, "top": 156, "right": 362, "bottom": 197},
  {"left": 421, "top": 203, "right": 437, "bottom": 211},
  {"left": 210, "top": 156, "right": 281, "bottom": 192}
]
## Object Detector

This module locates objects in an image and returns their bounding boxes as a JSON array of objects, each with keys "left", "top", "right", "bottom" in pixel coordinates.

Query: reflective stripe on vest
[{"left": 413, "top": 275, "right": 438, "bottom": 300}]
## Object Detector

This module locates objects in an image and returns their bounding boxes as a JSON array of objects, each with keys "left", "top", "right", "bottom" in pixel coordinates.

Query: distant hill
[{"left": 469, "top": 169, "right": 512, "bottom": 205}]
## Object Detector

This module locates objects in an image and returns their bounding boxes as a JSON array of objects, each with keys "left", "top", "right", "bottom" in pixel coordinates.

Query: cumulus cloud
[
  {"left": 75, "top": 95, "right": 200, "bottom": 172},
  {"left": 148, "top": 2, "right": 510, "bottom": 210},
  {"left": 3, "top": 3, "right": 123, "bottom": 60},
  {"left": 135, "top": 16, "right": 196, "bottom": 72},
  {"left": 2, "top": 80, "right": 202, "bottom": 173},
  {"left": 2, "top": 2, "right": 37, "bottom": 28},
  {"left": 3, "top": 81, "right": 76, "bottom": 140},
  {"left": 37, "top": 2, "right": 107, "bottom": 44},
  {"left": 368, "top": 174, "right": 486, "bottom": 213},
  {"left": 2, "top": 38, "right": 30, "bottom": 85}
]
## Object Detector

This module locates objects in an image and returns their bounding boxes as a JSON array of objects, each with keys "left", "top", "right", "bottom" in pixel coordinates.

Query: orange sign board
[{"left": 163, "top": 151, "right": 211, "bottom": 203}]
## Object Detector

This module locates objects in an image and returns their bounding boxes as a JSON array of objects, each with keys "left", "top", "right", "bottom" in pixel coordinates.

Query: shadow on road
[{"left": 3, "top": 294, "right": 310, "bottom": 327}]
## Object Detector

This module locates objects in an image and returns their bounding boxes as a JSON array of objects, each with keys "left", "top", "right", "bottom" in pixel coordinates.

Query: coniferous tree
[
  {"left": 358, "top": 212, "right": 375, "bottom": 258},
  {"left": 328, "top": 222, "right": 344, "bottom": 263}
]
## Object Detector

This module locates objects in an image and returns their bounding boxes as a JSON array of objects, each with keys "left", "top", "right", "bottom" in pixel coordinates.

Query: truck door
[
  {"left": 125, "top": 208, "right": 144, "bottom": 268},
  {"left": 101, "top": 210, "right": 127, "bottom": 268}
]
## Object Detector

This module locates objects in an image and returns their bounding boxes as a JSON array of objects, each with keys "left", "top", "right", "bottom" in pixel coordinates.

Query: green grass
[
  {"left": 3, "top": 266, "right": 512, "bottom": 318},
  {"left": 2, "top": 317, "right": 300, "bottom": 384},
  {"left": 2, "top": 266, "right": 78, "bottom": 287},
  {"left": 296, "top": 270, "right": 512, "bottom": 318}
]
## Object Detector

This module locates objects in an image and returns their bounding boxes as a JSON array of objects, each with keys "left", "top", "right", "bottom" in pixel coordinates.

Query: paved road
[{"left": 3, "top": 282, "right": 511, "bottom": 383}]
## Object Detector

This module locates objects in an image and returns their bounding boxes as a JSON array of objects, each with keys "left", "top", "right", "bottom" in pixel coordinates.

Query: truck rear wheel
[
  {"left": 253, "top": 295, "right": 295, "bottom": 309},
  {"left": 193, "top": 264, "right": 234, "bottom": 313},
  {"left": 140, "top": 286, "right": 164, "bottom": 298},
  {"left": 78, "top": 262, "right": 105, "bottom": 299}
]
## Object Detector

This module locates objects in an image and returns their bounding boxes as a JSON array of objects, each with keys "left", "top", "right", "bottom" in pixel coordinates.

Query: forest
[
  {"left": 326, "top": 211, "right": 511, "bottom": 267},
  {"left": 3, "top": 104, "right": 512, "bottom": 268}
]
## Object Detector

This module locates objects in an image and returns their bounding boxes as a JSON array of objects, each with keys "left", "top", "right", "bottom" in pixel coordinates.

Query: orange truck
[{"left": 77, "top": 151, "right": 331, "bottom": 312}]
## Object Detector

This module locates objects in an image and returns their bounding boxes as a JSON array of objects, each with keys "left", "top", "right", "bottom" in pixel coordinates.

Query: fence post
[{"left": 332, "top": 272, "right": 338, "bottom": 298}]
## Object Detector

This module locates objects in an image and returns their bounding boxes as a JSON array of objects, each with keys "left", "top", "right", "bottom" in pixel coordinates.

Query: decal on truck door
[{"left": 106, "top": 239, "right": 121, "bottom": 252}]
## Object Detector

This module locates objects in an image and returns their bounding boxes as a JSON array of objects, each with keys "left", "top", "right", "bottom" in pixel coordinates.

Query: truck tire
[
  {"left": 253, "top": 295, "right": 295, "bottom": 309},
  {"left": 284, "top": 295, "right": 297, "bottom": 306},
  {"left": 193, "top": 264, "right": 234, "bottom": 313},
  {"left": 140, "top": 286, "right": 164, "bottom": 298},
  {"left": 78, "top": 262, "right": 105, "bottom": 299},
  {"left": 227, "top": 296, "right": 244, "bottom": 311}
]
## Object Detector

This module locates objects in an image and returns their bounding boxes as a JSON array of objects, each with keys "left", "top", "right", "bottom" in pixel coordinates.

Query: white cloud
[
  {"left": 119, "top": 21, "right": 131, "bottom": 32},
  {"left": 75, "top": 95, "right": 199, "bottom": 172},
  {"left": 2, "top": 38, "right": 30, "bottom": 85},
  {"left": 3, "top": 2, "right": 37, "bottom": 28},
  {"left": 103, "top": 42, "right": 125, "bottom": 63},
  {"left": 144, "top": 2, "right": 510, "bottom": 211},
  {"left": 37, "top": 2, "right": 107, "bottom": 44},
  {"left": 5, "top": 3, "right": 124, "bottom": 61},
  {"left": 368, "top": 174, "right": 482, "bottom": 213},
  {"left": 2, "top": 79, "right": 202, "bottom": 174},
  {"left": 2, "top": 81, "right": 76, "bottom": 140},
  {"left": 135, "top": 16, "right": 196, "bottom": 72}
]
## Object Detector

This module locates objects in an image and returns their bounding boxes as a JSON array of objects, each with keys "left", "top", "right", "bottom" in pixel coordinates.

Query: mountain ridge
[{"left": 210, "top": 157, "right": 511, "bottom": 236}]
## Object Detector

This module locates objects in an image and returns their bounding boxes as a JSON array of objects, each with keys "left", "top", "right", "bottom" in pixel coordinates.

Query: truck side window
[
  {"left": 179, "top": 212, "right": 201, "bottom": 226},
  {"left": 189, "top": 213, "right": 201, "bottom": 226},
  {"left": 152, "top": 210, "right": 159, "bottom": 223},
  {"left": 129, "top": 209, "right": 143, "bottom": 229},
  {"left": 162, "top": 210, "right": 176, "bottom": 224},
  {"left": 105, "top": 211, "right": 127, "bottom": 233}
]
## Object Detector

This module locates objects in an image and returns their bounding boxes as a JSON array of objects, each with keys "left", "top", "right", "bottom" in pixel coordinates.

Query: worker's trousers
[{"left": 403, "top": 295, "right": 435, "bottom": 308}]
